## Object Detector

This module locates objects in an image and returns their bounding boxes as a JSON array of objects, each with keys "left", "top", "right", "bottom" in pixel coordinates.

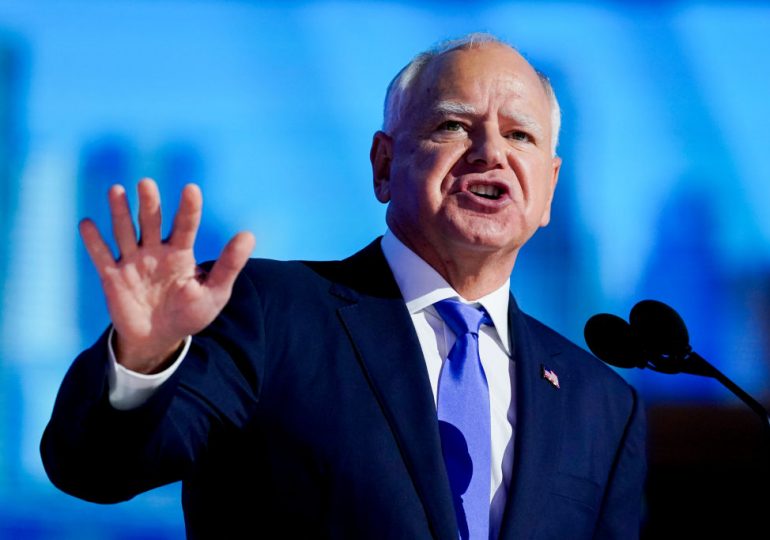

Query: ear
[
  {"left": 539, "top": 156, "right": 562, "bottom": 227},
  {"left": 370, "top": 131, "right": 393, "bottom": 203}
]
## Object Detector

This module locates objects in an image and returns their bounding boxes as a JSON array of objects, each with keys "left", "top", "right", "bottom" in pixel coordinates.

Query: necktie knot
[{"left": 434, "top": 299, "right": 492, "bottom": 339}]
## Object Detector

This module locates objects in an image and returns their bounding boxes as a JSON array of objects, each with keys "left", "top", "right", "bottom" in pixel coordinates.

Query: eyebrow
[
  {"left": 432, "top": 100, "right": 546, "bottom": 142},
  {"left": 432, "top": 100, "right": 478, "bottom": 116},
  {"left": 499, "top": 107, "right": 545, "bottom": 141}
]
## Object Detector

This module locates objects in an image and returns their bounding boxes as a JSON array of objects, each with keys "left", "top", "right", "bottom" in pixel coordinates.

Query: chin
[{"left": 444, "top": 222, "right": 521, "bottom": 255}]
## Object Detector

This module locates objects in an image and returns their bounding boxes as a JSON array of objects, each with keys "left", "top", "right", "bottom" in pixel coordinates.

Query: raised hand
[{"left": 79, "top": 178, "right": 255, "bottom": 373}]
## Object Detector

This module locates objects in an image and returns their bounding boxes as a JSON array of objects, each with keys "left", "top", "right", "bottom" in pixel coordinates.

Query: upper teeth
[{"left": 469, "top": 185, "right": 502, "bottom": 198}]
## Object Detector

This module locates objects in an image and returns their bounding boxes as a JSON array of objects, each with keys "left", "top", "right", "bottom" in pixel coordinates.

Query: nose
[{"left": 465, "top": 127, "right": 505, "bottom": 169}]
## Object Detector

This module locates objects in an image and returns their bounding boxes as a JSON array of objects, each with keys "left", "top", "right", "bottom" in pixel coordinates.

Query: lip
[{"left": 451, "top": 176, "right": 512, "bottom": 210}]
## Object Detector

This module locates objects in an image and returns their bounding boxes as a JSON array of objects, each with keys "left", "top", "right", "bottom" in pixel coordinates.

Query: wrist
[{"left": 112, "top": 331, "right": 186, "bottom": 374}]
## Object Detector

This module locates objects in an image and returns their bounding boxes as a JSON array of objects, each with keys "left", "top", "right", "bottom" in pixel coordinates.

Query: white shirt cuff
[{"left": 106, "top": 327, "right": 192, "bottom": 411}]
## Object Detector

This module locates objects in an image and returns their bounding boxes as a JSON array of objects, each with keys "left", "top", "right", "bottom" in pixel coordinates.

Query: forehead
[{"left": 409, "top": 44, "right": 549, "bottom": 118}]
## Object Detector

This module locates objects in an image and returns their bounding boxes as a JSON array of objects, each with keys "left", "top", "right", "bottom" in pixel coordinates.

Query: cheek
[
  {"left": 425, "top": 144, "right": 470, "bottom": 186},
  {"left": 390, "top": 140, "right": 469, "bottom": 207},
  {"left": 528, "top": 175, "right": 557, "bottom": 225},
  {"left": 394, "top": 148, "right": 442, "bottom": 190},
  {"left": 512, "top": 154, "right": 553, "bottom": 200},
  {"left": 409, "top": 141, "right": 447, "bottom": 170}
]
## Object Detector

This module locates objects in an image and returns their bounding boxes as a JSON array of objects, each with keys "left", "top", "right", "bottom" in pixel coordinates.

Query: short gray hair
[{"left": 382, "top": 32, "right": 561, "bottom": 156}]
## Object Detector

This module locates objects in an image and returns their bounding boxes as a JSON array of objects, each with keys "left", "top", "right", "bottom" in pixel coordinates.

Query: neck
[
  {"left": 436, "top": 253, "right": 515, "bottom": 300},
  {"left": 390, "top": 230, "right": 516, "bottom": 301}
]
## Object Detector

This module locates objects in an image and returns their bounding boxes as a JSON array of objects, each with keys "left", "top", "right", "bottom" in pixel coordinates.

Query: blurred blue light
[{"left": 0, "top": 0, "right": 768, "bottom": 536}]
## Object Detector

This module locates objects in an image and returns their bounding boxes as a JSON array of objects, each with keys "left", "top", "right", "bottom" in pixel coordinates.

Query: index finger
[{"left": 79, "top": 218, "right": 117, "bottom": 279}]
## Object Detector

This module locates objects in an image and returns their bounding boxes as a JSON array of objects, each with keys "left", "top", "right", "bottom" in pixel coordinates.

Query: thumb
[{"left": 205, "top": 232, "right": 256, "bottom": 297}]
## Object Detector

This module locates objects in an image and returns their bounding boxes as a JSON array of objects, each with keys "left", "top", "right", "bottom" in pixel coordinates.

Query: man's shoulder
[
  {"left": 242, "top": 256, "right": 326, "bottom": 281},
  {"left": 235, "top": 238, "right": 401, "bottom": 301},
  {"left": 234, "top": 257, "right": 339, "bottom": 302}
]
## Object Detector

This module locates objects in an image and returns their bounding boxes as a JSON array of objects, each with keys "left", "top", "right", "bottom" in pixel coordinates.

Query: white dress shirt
[
  {"left": 380, "top": 231, "right": 515, "bottom": 539},
  {"left": 108, "top": 231, "right": 516, "bottom": 537}
]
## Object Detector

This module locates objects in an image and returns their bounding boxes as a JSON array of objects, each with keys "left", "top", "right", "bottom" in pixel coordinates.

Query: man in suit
[{"left": 42, "top": 34, "right": 646, "bottom": 539}]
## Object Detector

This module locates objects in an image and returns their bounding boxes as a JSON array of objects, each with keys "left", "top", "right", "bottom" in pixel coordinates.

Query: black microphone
[
  {"left": 585, "top": 299, "right": 770, "bottom": 431},
  {"left": 630, "top": 299, "right": 690, "bottom": 357},
  {"left": 628, "top": 299, "right": 702, "bottom": 374},
  {"left": 584, "top": 313, "right": 645, "bottom": 369}
]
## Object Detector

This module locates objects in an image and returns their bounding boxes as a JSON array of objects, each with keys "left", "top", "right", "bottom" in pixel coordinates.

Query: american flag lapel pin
[{"left": 541, "top": 364, "right": 560, "bottom": 389}]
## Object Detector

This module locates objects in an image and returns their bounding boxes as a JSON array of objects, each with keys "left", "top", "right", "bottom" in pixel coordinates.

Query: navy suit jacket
[{"left": 42, "top": 239, "right": 646, "bottom": 539}]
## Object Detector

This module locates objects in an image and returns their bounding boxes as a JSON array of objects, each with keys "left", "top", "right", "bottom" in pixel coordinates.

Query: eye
[
  {"left": 507, "top": 130, "right": 533, "bottom": 142},
  {"left": 438, "top": 120, "right": 467, "bottom": 133}
]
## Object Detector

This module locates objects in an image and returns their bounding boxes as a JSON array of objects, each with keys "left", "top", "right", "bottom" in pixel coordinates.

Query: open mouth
[{"left": 468, "top": 184, "right": 504, "bottom": 200}]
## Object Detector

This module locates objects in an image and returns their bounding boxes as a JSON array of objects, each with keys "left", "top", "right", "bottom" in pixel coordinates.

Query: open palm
[{"left": 80, "top": 178, "right": 255, "bottom": 373}]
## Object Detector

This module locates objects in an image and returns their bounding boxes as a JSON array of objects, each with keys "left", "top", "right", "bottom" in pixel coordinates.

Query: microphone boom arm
[{"left": 685, "top": 351, "right": 770, "bottom": 432}]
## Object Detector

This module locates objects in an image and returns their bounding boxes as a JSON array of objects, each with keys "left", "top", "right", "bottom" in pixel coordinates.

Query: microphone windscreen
[
  {"left": 629, "top": 300, "right": 690, "bottom": 357},
  {"left": 584, "top": 313, "right": 645, "bottom": 368}
]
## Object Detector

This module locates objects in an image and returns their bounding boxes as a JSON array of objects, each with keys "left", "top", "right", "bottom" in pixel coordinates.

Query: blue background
[{"left": 0, "top": 0, "right": 768, "bottom": 537}]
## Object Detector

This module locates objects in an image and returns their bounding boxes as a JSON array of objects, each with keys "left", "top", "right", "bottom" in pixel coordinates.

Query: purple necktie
[{"left": 434, "top": 299, "right": 492, "bottom": 540}]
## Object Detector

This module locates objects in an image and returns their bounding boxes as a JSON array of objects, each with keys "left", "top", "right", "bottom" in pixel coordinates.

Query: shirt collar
[{"left": 380, "top": 230, "right": 511, "bottom": 354}]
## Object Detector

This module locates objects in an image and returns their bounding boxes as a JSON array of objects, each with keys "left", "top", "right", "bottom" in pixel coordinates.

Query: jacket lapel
[
  {"left": 498, "top": 297, "right": 566, "bottom": 539},
  {"left": 327, "top": 240, "right": 458, "bottom": 540}
]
